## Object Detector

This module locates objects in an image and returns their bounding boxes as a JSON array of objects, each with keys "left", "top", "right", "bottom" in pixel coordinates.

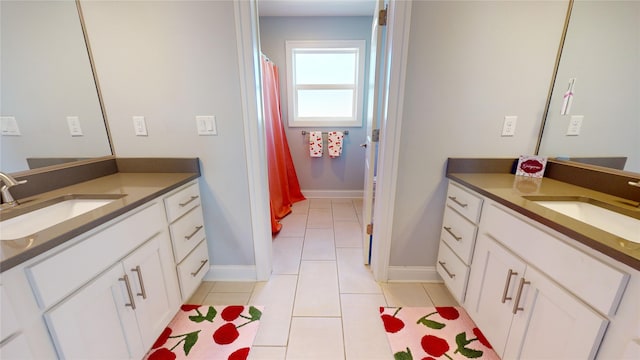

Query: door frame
[{"left": 234, "top": 0, "right": 412, "bottom": 282}]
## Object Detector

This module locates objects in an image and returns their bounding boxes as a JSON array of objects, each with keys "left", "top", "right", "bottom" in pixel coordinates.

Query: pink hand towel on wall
[
  {"left": 309, "top": 131, "right": 323, "bottom": 157},
  {"left": 328, "top": 131, "right": 344, "bottom": 158}
]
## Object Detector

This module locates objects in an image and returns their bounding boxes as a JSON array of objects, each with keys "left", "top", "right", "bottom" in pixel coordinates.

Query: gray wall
[
  {"left": 259, "top": 16, "right": 370, "bottom": 194},
  {"left": 389, "top": 0, "right": 568, "bottom": 266},
  {"left": 81, "top": 0, "right": 256, "bottom": 267}
]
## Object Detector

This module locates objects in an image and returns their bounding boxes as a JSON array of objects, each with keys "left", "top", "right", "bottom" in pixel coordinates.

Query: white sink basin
[
  {"left": 532, "top": 199, "right": 640, "bottom": 244},
  {"left": 0, "top": 196, "right": 122, "bottom": 241}
]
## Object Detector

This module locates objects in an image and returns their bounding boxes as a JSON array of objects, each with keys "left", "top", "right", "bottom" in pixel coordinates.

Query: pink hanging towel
[
  {"left": 309, "top": 131, "right": 323, "bottom": 157},
  {"left": 328, "top": 131, "right": 344, "bottom": 158}
]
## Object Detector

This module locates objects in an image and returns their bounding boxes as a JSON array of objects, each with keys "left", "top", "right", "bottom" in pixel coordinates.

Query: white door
[
  {"left": 44, "top": 264, "right": 145, "bottom": 360},
  {"left": 504, "top": 266, "right": 609, "bottom": 360},
  {"left": 362, "top": 0, "right": 388, "bottom": 264},
  {"left": 122, "top": 234, "right": 179, "bottom": 349}
]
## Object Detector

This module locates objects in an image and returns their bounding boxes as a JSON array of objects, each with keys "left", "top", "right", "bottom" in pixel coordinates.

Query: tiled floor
[{"left": 188, "top": 198, "right": 458, "bottom": 360}]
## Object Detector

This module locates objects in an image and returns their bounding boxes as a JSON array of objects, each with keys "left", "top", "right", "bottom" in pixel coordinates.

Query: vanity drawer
[
  {"left": 436, "top": 241, "right": 469, "bottom": 303},
  {"left": 441, "top": 206, "right": 478, "bottom": 265},
  {"left": 26, "top": 203, "right": 163, "bottom": 309},
  {"left": 164, "top": 182, "right": 201, "bottom": 223},
  {"left": 169, "top": 206, "right": 206, "bottom": 263},
  {"left": 446, "top": 182, "right": 483, "bottom": 223},
  {"left": 176, "top": 240, "right": 209, "bottom": 301}
]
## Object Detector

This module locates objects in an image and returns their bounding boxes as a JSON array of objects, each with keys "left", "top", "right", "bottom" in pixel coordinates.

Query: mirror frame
[{"left": 534, "top": 0, "right": 639, "bottom": 177}]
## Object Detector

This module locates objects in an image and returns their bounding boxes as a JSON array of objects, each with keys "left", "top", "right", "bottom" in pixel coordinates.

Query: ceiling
[{"left": 257, "top": 0, "right": 376, "bottom": 17}]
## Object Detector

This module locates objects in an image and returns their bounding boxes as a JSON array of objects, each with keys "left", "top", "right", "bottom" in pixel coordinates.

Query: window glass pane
[
  {"left": 295, "top": 52, "right": 356, "bottom": 85},
  {"left": 297, "top": 89, "right": 354, "bottom": 118}
]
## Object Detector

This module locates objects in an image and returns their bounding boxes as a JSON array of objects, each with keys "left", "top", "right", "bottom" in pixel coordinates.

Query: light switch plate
[
  {"left": 502, "top": 116, "right": 517, "bottom": 136},
  {"left": 133, "top": 116, "right": 148, "bottom": 136},
  {"left": 66, "top": 116, "right": 83, "bottom": 136},
  {"left": 1, "top": 116, "right": 21, "bottom": 136},
  {"left": 196, "top": 115, "right": 217, "bottom": 135},
  {"left": 567, "top": 115, "right": 583, "bottom": 136}
]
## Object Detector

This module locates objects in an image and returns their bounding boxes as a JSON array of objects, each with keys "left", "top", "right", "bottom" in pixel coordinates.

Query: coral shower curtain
[{"left": 261, "top": 54, "right": 305, "bottom": 234}]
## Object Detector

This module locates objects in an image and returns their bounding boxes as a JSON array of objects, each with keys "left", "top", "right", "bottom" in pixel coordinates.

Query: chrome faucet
[{"left": 0, "top": 172, "right": 27, "bottom": 206}]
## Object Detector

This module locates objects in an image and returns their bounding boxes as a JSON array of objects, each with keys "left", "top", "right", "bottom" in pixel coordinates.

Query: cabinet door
[
  {"left": 504, "top": 266, "right": 609, "bottom": 360},
  {"left": 122, "top": 234, "right": 180, "bottom": 349},
  {"left": 465, "top": 235, "right": 526, "bottom": 356},
  {"left": 45, "top": 264, "right": 145, "bottom": 360}
]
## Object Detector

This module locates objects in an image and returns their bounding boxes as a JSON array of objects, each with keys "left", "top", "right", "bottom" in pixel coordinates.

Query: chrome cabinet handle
[
  {"left": 501, "top": 269, "right": 518, "bottom": 303},
  {"left": 447, "top": 196, "right": 468, "bottom": 208},
  {"left": 131, "top": 266, "right": 147, "bottom": 299},
  {"left": 438, "top": 261, "right": 455, "bottom": 279},
  {"left": 179, "top": 195, "right": 199, "bottom": 207},
  {"left": 443, "top": 226, "right": 462, "bottom": 241},
  {"left": 629, "top": 181, "right": 640, "bottom": 188},
  {"left": 512, "top": 277, "right": 530, "bottom": 314},
  {"left": 119, "top": 274, "right": 136, "bottom": 310},
  {"left": 359, "top": 143, "right": 367, "bottom": 148},
  {"left": 191, "top": 259, "right": 209, "bottom": 277},
  {"left": 184, "top": 225, "right": 204, "bottom": 240}
]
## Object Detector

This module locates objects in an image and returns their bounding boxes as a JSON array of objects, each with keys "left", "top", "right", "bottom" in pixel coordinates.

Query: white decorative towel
[
  {"left": 328, "top": 131, "right": 344, "bottom": 158},
  {"left": 309, "top": 131, "right": 323, "bottom": 157}
]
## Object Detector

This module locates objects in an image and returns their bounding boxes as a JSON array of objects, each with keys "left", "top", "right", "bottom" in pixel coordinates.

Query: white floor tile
[
  {"left": 291, "top": 199, "right": 310, "bottom": 214},
  {"left": 341, "top": 294, "right": 392, "bottom": 360},
  {"left": 336, "top": 248, "right": 382, "bottom": 294},
  {"left": 211, "top": 281, "right": 255, "bottom": 293},
  {"left": 422, "top": 282, "right": 459, "bottom": 306},
  {"left": 308, "top": 198, "right": 332, "bottom": 209},
  {"left": 306, "top": 208, "right": 333, "bottom": 228},
  {"left": 272, "top": 237, "right": 304, "bottom": 275},
  {"left": 332, "top": 203, "right": 359, "bottom": 222},
  {"left": 302, "top": 228, "right": 336, "bottom": 260},
  {"left": 333, "top": 221, "right": 362, "bottom": 248},
  {"left": 277, "top": 214, "right": 308, "bottom": 237},
  {"left": 248, "top": 346, "right": 287, "bottom": 360},
  {"left": 186, "top": 281, "right": 215, "bottom": 304},
  {"left": 293, "top": 261, "right": 341, "bottom": 316},
  {"left": 202, "top": 292, "right": 252, "bottom": 305},
  {"left": 286, "top": 317, "right": 344, "bottom": 360},
  {"left": 380, "top": 283, "right": 434, "bottom": 307},
  {"left": 250, "top": 275, "right": 298, "bottom": 346}
]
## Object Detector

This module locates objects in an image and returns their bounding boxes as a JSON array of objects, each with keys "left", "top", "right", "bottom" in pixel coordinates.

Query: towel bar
[{"left": 301, "top": 130, "right": 349, "bottom": 135}]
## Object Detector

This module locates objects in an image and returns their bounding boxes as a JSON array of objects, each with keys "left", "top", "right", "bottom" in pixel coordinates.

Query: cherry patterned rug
[
  {"left": 380, "top": 306, "right": 500, "bottom": 360},
  {"left": 145, "top": 305, "right": 263, "bottom": 360}
]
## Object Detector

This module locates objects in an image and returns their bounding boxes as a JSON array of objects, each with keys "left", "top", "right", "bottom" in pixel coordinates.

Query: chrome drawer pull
[
  {"left": 184, "top": 225, "right": 204, "bottom": 240},
  {"left": 501, "top": 269, "right": 518, "bottom": 303},
  {"left": 131, "top": 266, "right": 147, "bottom": 299},
  {"left": 438, "top": 261, "right": 456, "bottom": 279},
  {"left": 119, "top": 274, "right": 136, "bottom": 310},
  {"left": 191, "top": 259, "right": 209, "bottom": 277},
  {"left": 179, "top": 195, "right": 199, "bottom": 207},
  {"left": 443, "top": 226, "right": 462, "bottom": 241},
  {"left": 447, "top": 196, "right": 468, "bottom": 208},
  {"left": 512, "top": 277, "right": 530, "bottom": 314}
]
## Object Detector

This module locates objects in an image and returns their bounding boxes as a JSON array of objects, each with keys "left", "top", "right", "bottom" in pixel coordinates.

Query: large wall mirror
[
  {"left": 537, "top": 0, "right": 639, "bottom": 174},
  {"left": 0, "top": 0, "right": 112, "bottom": 174}
]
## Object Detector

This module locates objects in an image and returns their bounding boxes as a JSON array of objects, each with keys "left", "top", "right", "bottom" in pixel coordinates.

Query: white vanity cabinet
[
  {"left": 1, "top": 285, "right": 35, "bottom": 359},
  {"left": 163, "top": 181, "right": 209, "bottom": 301},
  {"left": 436, "top": 182, "right": 483, "bottom": 302}
]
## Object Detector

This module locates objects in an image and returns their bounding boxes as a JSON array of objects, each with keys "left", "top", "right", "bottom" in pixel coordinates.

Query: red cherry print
[
  {"left": 473, "top": 327, "right": 493, "bottom": 349},
  {"left": 213, "top": 323, "right": 240, "bottom": 345},
  {"left": 151, "top": 327, "right": 172, "bottom": 349},
  {"left": 421, "top": 335, "right": 450, "bottom": 357},
  {"left": 228, "top": 347, "right": 251, "bottom": 360},
  {"left": 435, "top": 307, "right": 460, "bottom": 320},
  {"left": 381, "top": 314, "right": 405, "bottom": 333},
  {"left": 180, "top": 304, "right": 200, "bottom": 312},
  {"left": 221, "top": 306, "right": 245, "bottom": 321},
  {"left": 421, "top": 358, "right": 436, "bottom": 360},
  {"left": 148, "top": 348, "right": 176, "bottom": 360},
  {"left": 379, "top": 307, "right": 385, "bottom": 313}
]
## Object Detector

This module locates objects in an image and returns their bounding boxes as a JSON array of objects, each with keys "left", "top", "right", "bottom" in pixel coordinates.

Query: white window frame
[{"left": 285, "top": 40, "right": 366, "bottom": 127}]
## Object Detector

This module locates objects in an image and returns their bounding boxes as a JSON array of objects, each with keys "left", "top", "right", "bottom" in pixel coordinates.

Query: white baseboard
[
  {"left": 302, "top": 190, "right": 364, "bottom": 199},
  {"left": 386, "top": 266, "right": 441, "bottom": 282},
  {"left": 204, "top": 265, "right": 257, "bottom": 281}
]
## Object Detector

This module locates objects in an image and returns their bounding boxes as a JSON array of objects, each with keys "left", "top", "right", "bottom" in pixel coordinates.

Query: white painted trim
[
  {"left": 387, "top": 266, "right": 441, "bottom": 282},
  {"left": 370, "top": 0, "right": 412, "bottom": 282},
  {"left": 205, "top": 266, "right": 257, "bottom": 282},
  {"left": 233, "top": 0, "right": 272, "bottom": 281},
  {"left": 302, "top": 190, "right": 364, "bottom": 199}
]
